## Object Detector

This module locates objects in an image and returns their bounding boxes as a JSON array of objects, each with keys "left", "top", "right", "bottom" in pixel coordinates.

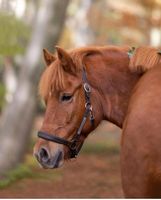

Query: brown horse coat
[
  {"left": 34, "top": 45, "right": 161, "bottom": 197},
  {"left": 122, "top": 65, "right": 161, "bottom": 197}
]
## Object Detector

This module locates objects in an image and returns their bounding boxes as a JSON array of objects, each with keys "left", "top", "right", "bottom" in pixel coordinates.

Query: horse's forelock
[
  {"left": 129, "top": 46, "right": 161, "bottom": 73},
  {"left": 39, "top": 64, "right": 54, "bottom": 100},
  {"left": 39, "top": 60, "right": 67, "bottom": 100}
]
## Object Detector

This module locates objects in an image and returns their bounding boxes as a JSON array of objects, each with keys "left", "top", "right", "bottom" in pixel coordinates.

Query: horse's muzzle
[{"left": 35, "top": 147, "right": 64, "bottom": 169}]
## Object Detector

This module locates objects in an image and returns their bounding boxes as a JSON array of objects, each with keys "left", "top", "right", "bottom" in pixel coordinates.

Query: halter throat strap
[{"left": 37, "top": 67, "right": 94, "bottom": 158}]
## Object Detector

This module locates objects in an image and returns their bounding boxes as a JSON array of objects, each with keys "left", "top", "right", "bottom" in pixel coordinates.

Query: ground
[{"left": 0, "top": 121, "right": 123, "bottom": 198}]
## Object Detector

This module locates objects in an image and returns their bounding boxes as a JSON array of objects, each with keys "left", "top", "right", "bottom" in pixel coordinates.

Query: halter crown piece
[{"left": 37, "top": 67, "right": 95, "bottom": 158}]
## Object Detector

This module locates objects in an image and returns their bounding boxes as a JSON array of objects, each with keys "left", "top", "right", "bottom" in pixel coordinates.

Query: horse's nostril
[{"left": 39, "top": 147, "right": 50, "bottom": 163}]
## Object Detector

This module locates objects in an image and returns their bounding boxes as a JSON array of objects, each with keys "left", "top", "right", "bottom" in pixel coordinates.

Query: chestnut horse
[{"left": 34, "top": 45, "right": 161, "bottom": 197}]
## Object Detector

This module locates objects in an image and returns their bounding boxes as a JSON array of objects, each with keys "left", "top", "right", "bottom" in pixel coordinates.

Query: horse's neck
[
  {"left": 103, "top": 74, "right": 139, "bottom": 128},
  {"left": 86, "top": 54, "right": 140, "bottom": 128}
]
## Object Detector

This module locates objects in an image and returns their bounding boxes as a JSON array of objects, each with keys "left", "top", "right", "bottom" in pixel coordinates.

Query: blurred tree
[
  {"left": 86, "top": 0, "right": 161, "bottom": 46},
  {"left": 45, "top": 0, "right": 70, "bottom": 52},
  {"left": 0, "top": 8, "right": 31, "bottom": 104},
  {"left": 0, "top": 0, "right": 70, "bottom": 174},
  {"left": 57, "top": 0, "right": 161, "bottom": 49},
  {"left": 0, "top": 12, "right": 30, "bottom": 55},
  {"left": 0, "top": 82, "right": 5, "bottom": 112},
  {"left": 67, "top": 0, "right": 94, "bottom": 47}
]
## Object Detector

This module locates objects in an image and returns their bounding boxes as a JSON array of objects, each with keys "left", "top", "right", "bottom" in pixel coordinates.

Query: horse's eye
[{"left": 60, "top": 94, "right": 73, "bottom": 102}]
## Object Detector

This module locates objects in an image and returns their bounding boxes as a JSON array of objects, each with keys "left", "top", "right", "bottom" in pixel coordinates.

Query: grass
[
  {"left": 0, "top": 164, "right": 33, "bottom": 189},
  {"left": 0, "top": 154, "right": 62, "bottom": 189}
]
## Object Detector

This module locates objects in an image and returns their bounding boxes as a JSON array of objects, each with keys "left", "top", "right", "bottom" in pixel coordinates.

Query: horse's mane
[{"left": 129, "top": 46, "right": 161, "bottom": 73}]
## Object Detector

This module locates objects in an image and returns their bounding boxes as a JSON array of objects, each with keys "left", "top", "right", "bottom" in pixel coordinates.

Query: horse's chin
[{"left": 39, "top": 159, "right": 64, "bottom": 169}]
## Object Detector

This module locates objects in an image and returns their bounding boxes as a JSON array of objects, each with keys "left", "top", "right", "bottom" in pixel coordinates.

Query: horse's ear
[
  {"left": 43, "top": 48, "right": 56, "bottom": 66},
  {"left": 55, "top": 46, "right": 76, "bottom": 74}
]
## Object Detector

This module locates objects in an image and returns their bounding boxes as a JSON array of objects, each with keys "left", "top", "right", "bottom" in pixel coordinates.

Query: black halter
[{"left": 37, "top": 67, "right": 94, "bottom": 158}]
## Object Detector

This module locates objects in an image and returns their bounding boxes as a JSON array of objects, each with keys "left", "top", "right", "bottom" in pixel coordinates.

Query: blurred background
[{"left": 0, "top": 0, "right": 160, "bottom": 198}]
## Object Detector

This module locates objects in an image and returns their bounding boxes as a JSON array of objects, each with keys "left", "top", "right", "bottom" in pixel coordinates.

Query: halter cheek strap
[{"left": 37, "top": 67, "right": 95, "bottom": 158}]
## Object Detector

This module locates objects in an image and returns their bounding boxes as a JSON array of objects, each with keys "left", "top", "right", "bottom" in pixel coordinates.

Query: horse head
[{"left": 34, "top": 46, "right": 104, "bottom": 168}]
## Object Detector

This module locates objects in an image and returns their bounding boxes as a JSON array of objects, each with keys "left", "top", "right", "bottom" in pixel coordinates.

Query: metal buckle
[
  {"left": 69, "top": 140, "right": 77, "bottom": 150},
  {"left": 83, "top": 83, "right": 91, "bottom": 93},
  {"left": 69, "top": 141, "right": 78, "bottom": 158},
  {"left": 85, "top": 102, "right": 92, "bottom": 109},
  {"left": 89, "top": 109, "right": 95, "bottom": 125}
]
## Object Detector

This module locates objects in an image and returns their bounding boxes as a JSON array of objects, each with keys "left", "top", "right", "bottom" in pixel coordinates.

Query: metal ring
[
  {"left": 83, "top": 83, "right": 91, "bottom": 93},
  {"left": 85, "top": 102, "right": 92, "bottom": 109}
]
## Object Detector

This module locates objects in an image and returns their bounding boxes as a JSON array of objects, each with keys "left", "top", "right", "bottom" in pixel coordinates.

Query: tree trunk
[
  {"left": 3, "top": 57, "right": 17, "bottom": 103},
  {"left": 67, "top": 0, "right": 94, "bottom": 47},
  {"left": 0, "top": 0, "right": 70, "bottom": 174},
  {"left": 45, "top": 0, "right": 70, "bottom": 52}
]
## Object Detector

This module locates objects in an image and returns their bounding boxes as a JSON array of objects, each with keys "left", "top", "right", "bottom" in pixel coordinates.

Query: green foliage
[
  {"left": 0, "top": 82, "right": 6, "bottom": 109},
  {"left": 0, "top": 164, "right": 32, "bottom": 189},
  {"left": 0, "top": 153, "right": 62, "bottom": 189},
  {"left": 0, "top": 12, "right": 31, "bottom": 56}
]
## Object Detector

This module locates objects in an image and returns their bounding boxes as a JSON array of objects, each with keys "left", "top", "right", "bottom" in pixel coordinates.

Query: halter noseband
[{"left": 37, "top": 67, "right": 94, "bottom": 158}]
